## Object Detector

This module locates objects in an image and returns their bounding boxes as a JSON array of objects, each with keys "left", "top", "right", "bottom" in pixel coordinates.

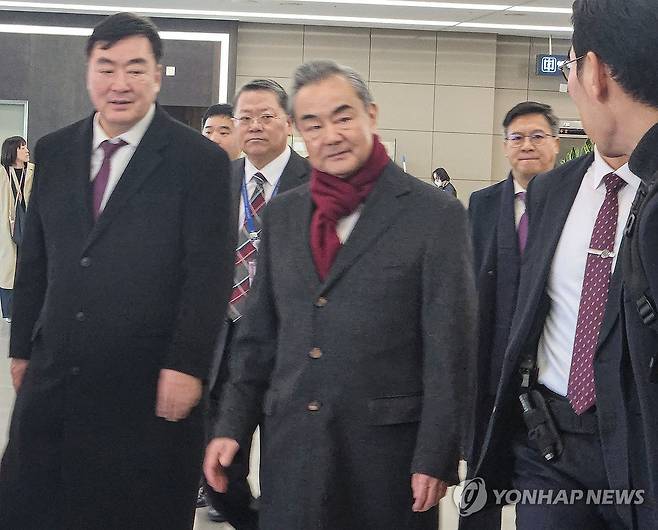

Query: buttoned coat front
[
  {"left": 0, "top": 107, "right": 234, "bottom": 530},
  {"left": 216, "top": 162, "right": 477, "bottom": 530}
]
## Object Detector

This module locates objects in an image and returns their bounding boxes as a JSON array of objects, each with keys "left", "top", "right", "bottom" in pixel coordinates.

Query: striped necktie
[{"left": 228, "top": 172, "right": 266, "bottom": 321}]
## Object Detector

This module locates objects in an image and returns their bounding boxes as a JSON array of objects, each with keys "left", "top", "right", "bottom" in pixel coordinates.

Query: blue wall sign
[{"left": 536, "top": 54, "right": 569, "bottom": 77}]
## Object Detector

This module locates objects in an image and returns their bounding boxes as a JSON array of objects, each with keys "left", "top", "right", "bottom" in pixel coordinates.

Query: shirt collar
[
  {"left": 244, "top": 146, "right": 291, "bottom": 187},
  {"left": 512, "top": 177, "right": 527, "bottom": 195},
  {"left": 588, "top": 146, "right": 642, "bottom": 193},
  {"left": 92, "top": 104, "right": 156, "bottom": 151}
]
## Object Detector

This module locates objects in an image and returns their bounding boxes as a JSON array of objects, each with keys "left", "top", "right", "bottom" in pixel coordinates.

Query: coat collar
[
  {"left": 290, "top": 161, "right": 411, "bottom": 296},
  {"left": 506, "top": 153, "right": 594, "bottom": 368}
]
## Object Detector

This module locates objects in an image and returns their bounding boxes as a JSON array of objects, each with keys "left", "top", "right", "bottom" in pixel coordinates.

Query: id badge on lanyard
[{"left": 241, "top": 176, "right": 281, "bottom": 279}]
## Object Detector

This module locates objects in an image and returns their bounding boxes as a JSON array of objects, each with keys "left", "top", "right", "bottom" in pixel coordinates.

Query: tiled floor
[{"left": 0, "top": 321, "right": 514, "bottom": 529}]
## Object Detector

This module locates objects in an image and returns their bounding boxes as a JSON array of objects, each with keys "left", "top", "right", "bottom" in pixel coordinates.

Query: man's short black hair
[
  {"left": 503, "top": 101, "right": 559, "bottom": 135},
  {"left": 86, "top": 12, "right": 163, "bottom": 62},
  {"left": 202, "top": 104, "right": 234, "bottom": 127},
  {"left": 233, "top": 79, "right": 288, "bottom": 114},
  {"left": 572, "top": 0, "right": 658, "bottom": 109}
]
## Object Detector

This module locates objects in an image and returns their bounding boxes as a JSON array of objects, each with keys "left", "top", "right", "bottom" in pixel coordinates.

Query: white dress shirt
[
  {"left": 240, "top": 146, "right": 292, "bottom": 227},
  {"left": 336, "top": 206, "right": 362, "bottom": 244},
  {"left": 537, "top": 148, "right": 642, "bottom": 395},
  {"left": 90, "top": 104, "right": 155, "bottom": 213},
  {"left": 513, "top": 178, "right": 527, "bottom": 228}
]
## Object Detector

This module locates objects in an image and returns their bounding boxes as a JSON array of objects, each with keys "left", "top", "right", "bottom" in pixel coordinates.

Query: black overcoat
[
  {"left": 0, "top": 107, "right": 234, "bottom": 530},
  {"left": 216, "top": 162, "right": 477, "bottom": 530}
]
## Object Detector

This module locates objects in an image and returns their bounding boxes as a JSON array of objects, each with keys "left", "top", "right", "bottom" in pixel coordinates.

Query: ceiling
[{"left": 0, "top": 0, "right": 576, "bottom": 37}]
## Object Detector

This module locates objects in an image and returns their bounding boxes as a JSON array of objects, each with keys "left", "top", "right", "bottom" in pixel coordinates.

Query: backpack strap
[{"left": 621, "top": 170, "right": 658, "bottom": 334}]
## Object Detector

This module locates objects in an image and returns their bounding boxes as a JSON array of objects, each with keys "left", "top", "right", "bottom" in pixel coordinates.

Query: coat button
[
  {"left": 70, "top": 366, "right": 80, "bottom": 375},
  {"left": 307, "top": 401, "right": 322, "bottom": 412},
  {"left": 315, "top": 297, "right": 328, "bottom": 308},
  {"left": 75, "top": 311, "right": 86, "bottom": 322},
  {"left": 309, "top": 347, "right": 323, "bottom": 359},
  {"left": 80, "top": 257, "right": 91, "bottom": 267}
]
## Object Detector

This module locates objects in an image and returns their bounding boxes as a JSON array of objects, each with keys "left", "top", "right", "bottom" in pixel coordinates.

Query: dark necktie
[
  {"left": 93, "top": 139, "right": 127, "bottom": 219},
  {"left": 516, "top": 191, "right": 528, "bottom": 254},
  {"left": 229, "top": 172, "right": 267, "bottom": 321},
  {"left": 567, "top": 172, "right": 626, "bottom": 414}
]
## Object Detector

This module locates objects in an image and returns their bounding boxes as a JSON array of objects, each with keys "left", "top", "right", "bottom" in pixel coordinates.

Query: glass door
[{"left": 0, "top": 100, "right": 28, "bottom": 143}]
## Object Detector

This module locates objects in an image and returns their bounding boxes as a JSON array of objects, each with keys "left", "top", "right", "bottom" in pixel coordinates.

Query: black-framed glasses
[
  {"left": 504, "top": 132, "right": 557, "bottom": 148},
  {"left": 559, "top": 55, "right": 585, "bottom": 82}
]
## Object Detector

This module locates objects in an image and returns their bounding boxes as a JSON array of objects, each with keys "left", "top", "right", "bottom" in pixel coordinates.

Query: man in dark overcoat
[
  {"left": 0, "top": 13, "right": 234, "bottom": 530},
  {"left": 204, "top": 59, "right": 477, "bottom": 530},
  {"left": 474, "top": 2, "right": 658, "bottom": 528}
]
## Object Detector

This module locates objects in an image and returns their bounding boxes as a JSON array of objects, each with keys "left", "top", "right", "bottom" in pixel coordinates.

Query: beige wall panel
[
  {"left": 370, "top": 82, "right": 435, "bottom": 131},
  {"left": 378, "top": 129, "right": 434, "bottom": 180},
  {"left": 495, "top": 35, "right": 531, "bottom": 90},
  {"left": 528, "top": 37, "right": 572, "bottom": 92},
  {"left": 492, "top": 88, "right": 529, "bottom": 135},
  {"left": 302, "top": 26, "right": 371, "bottom": 81},
  {"left": 436, "top": 32, "right": 496, "bottom": 88},
  {"left": 237, "top": 23, "right": 303, "bottom": 78},
  {"left": 528, "top": 90, "right": 580, "bottom": 121},
  {"left": 491, "top": 134, "right": 511, "bottom": 181},
  {"left": 432, "top": 132, "right": 493, "bottom": 182},
  {"left": 434, "top": 85, "right": 495, "bottom": 135},
  {"left": 453, "top": 178, "right": 495, "bottom": 206},
  {"left": 370, "top": 29, "right": 436, "bottom": 84}
]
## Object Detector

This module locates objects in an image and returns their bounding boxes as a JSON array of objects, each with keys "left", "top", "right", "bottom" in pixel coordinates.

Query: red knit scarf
[{"left": 310, "top": 135, "right": 389, "bottom": 281}]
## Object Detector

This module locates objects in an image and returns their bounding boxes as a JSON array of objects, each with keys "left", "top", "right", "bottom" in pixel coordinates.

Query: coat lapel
[
  {"left": 319, "top": 163, "right": 409, "bottom": 296},
  {"left": 506, "top": 155, "right": 592, "bottom": 368},
  {"left": 82, "top": 109, "right": 170, "bottom": 253},
  {"left": 71, "top": 116, "right": 95, "bottom": 238},
  {"left": 288, "top": 187, "right": 321, "bottom": 293},
  {"left": 279, "top": 149, "right": 310, "bottom": 193},
  {"left": 497, "top": 175, "right": 518, "bottom": 252}
]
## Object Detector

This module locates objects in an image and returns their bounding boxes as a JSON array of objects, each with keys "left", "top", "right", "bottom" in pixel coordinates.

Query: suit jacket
[
  {"left": 215, "top": 161, "right": 477, "bottom": 530},
  {"left": 0, "top": 106, "right": 234, "bottom": 530},
  {"left": 467, "top": 174, "right": 520, "bottom": 466},
  {"left": 622, "top": 123, "right": 658, "bottom": 526},
  {"left": 208, "top": 148, "right": 311, "bottom": 392},
  {"left": 474, "top": 154, "right": 597, "bottom": 492}
]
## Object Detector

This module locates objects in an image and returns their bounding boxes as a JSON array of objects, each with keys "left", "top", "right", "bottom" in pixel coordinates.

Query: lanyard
[{"left": 242, "top": 176, "right": 281, "bottom": 239}]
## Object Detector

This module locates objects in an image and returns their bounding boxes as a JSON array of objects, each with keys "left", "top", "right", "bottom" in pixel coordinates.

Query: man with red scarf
[{"left": 204, "top": 60, "right": 477, "bottom": 530}]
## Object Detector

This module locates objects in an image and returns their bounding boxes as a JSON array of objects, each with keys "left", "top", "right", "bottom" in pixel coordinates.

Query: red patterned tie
[
  {"left": 228, "top": 173, "right": 266, "bottom": 321},
  {"left": 567, "top": 172, "right": 626, "bottom": 414},
  {"left": 92, "top": 139, "right": 127, "bottom": 219}
]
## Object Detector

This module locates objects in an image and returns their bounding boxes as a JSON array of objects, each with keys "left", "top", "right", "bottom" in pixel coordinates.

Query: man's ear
[
  {"left": 154, "top": 64, "right": 163, "bottom": 94},
  {"left": 585, "top": 51, "right": 610, "bottom": 103}
]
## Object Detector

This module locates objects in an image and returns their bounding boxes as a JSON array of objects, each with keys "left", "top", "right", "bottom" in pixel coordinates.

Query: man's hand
[
  {"left": 155, "top": 369, "right": 202, "bottom": 421},
  {"left": 203, "top": 437, "right": 240, "bottom": 493},
  {"left": 411, "top": 473, "right": 448, "bottom": 512},
  {"left": 10, "top": 358, "right": 29, "bottom": 392}
]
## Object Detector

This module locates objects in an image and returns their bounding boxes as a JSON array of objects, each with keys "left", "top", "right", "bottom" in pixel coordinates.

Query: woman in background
[
  {"left": 0, "top": 136, "right": 33, "bottom": 322},
  {"left": 431, "top": 167, "right": 457, "bottom": 198}
]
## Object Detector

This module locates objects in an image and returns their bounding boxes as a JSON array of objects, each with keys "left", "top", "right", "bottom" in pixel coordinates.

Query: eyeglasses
[
  {"left": 559, "top": 55, "right": 585, "bottom": 82},
  {"left": 504, "top": 132, "right": 557, "bottom": 148},
  {"left": 234, "top": 113, "right": 280, "bottom": 127}
]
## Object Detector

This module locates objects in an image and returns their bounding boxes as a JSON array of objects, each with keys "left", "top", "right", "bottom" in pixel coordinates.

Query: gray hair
[{"left": 289, "top": 60, "right": 373, "bottom": 116}]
